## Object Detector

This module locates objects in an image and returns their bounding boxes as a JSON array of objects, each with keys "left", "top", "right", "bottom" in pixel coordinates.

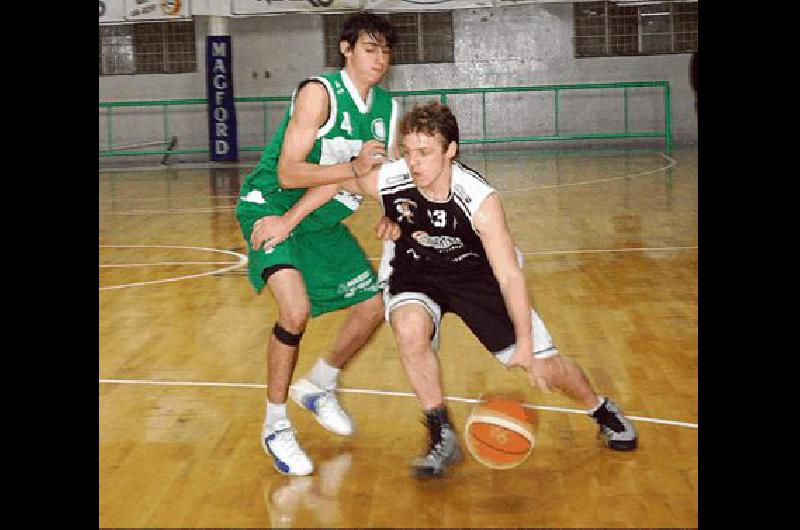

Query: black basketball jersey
[{"left": 377, "top": 158, "right": 496, "bottom": 276}]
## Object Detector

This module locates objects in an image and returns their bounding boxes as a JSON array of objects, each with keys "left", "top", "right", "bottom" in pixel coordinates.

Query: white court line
[
  {"left": 100, "top": 261, "right": 240, "bottom": 268},
  {"left": 99, "top": 246, "right": 696, "bottom": 282},
  {"left": 99, "top": 153, "right": 676, "bottom": 215},
  {"left": 98, "top": 378, "right": 697, "bottom": 430},
  {"left": 518, "top": 245, "right": 696, "bottom": 256},
  {"left": 365, "top": 245, "right": 697, "bottom": 261},
  {"left": 355, "top": 153, "right": 676, "bottom": 207},
  {"left": 496, "top": 152, "right": 676, "bottom": 193},
  {"left": 100, "top": 195, "right": 239, "bottom": 203},
  {"left": 101, "top": 205, "right": 236, "bottom": 216},
  {"left": 99, "top": 245, "right": 247, "bottom": 290}
]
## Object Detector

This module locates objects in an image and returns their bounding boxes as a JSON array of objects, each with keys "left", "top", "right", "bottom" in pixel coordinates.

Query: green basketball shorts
[{"left": 236, "top": 198, "right": 380, "bottom": 317}]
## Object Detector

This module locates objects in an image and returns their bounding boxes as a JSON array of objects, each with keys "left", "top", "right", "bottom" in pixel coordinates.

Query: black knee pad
[{"left": 273, "top": 322, "right": 304, "bottom": 347}]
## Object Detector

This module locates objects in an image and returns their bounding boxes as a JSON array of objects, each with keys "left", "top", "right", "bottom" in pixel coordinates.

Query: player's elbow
[
  {"left": 277, "top": 160, "right": 301, "bottom": 189},
  {"left": 496, "top": 267, "right": 525, "bottom": 292}
]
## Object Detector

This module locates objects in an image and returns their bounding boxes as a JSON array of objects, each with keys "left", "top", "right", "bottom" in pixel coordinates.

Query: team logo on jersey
[
  {"left": 453, "top": 183, "right": 472, "bottom": 204},
  {"left": 334, "top": 80, "right": 345, "bottom": 95},
  {"left": 394, "top": 198, "right": 417, "bottom": 224},
  {"left": 336, "top": 270, "right": 379, "bottom": 298},
  {"left": 371, "top": 118, "right": 386, "bottom": 141},
  {"left": 411, "top": 231, "right": 464, "bottom": 251}
]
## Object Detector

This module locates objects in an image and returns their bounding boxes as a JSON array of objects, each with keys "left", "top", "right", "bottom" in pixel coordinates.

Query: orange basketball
[{"left": 465, "top": 397, "right": 536, "bottom": 469}]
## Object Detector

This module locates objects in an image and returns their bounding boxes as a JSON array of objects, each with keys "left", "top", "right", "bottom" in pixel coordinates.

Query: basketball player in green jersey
[{"left": 235, "top": 13, "right": 400, "bottom": 476}]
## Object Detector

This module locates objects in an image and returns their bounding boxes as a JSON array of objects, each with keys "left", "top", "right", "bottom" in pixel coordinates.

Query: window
[
  {"left": 574, "top": 1, "right": 697, "bottom": 58},
  {"left": 672, "top": 1, "right": 698, "bottom": 53},
  {"left": 99, "top": 21, "right": 196, "bottom": 76},
  {"left": 323, "top": 12, "right": 454, "bottom": 67},
  {"left": 99, "top": 25, "right": 135, "bottom": 75}
]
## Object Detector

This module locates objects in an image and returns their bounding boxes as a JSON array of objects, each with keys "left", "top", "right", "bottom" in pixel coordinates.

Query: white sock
[
  {"left": 588, "top": 395, "right": 606, "bottom": 415},
  {"left": 265, "top": 401, "right": 287, "bottom": 429},
  {"left": 307, "top": 358, "right": 340, "bottom": 391}
]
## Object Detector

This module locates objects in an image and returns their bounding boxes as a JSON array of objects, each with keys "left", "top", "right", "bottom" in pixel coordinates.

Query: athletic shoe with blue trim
[
  {"left": 290, "top": 378, "right": 354, "bottom": 436},
  {"left": 262, "top": 419, "right": 314, "bottom": 476}
]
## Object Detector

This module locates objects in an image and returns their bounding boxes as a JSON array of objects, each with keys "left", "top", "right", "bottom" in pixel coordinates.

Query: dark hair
[
  {"left": 399, "top": 102, "right": 460, "bottom": 155},
  {"left": 338, "top": 12, "right": 395, "bottom": 67}
]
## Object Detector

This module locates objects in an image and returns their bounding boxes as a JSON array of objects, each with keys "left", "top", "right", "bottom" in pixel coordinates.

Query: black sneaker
[
  {"left": 412, "top": 424, "right": 462, "bottom": 478},
  {"left": 590, "top": 397, "right": 638, "bottom": 451}
]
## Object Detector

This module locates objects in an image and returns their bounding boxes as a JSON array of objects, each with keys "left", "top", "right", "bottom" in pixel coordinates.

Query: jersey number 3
[{"left": 429, "top": 209, "right": 446, "bottom": 227}]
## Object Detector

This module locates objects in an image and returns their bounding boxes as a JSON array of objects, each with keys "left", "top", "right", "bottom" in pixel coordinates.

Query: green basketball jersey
[{"left": 238, "top": 70, "right": 397, "bottom": 231}]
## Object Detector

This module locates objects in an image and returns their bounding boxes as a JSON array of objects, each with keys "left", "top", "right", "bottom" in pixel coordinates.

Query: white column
[{"left": 209, "top": 15, "right": 230, "bottom": 36}]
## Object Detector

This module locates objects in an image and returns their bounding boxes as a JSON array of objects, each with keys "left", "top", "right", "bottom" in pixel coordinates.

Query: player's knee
[
  {"left": 391, "top": 310, "right": 432, "bottom": 352},
  {"left": 277, "top": 304, "right": 310, "bottom": 333}
]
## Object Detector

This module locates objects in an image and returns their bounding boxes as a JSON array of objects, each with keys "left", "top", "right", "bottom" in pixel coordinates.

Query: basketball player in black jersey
[{"left": 255, "top": 102, "right": 638, "bottom": 478}]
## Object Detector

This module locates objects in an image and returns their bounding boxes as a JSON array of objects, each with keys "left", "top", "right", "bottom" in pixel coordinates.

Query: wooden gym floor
[{"left": 99, "top": 146, "right": 697, "bottom": 528}]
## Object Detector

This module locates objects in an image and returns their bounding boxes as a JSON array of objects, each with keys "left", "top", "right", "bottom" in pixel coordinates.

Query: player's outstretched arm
[
  {"left": 250, "top": 183, "right": 338, "bottom": 250},
  {"left": 474, "top": 194, "right": 534, "bottom": 363},
  {"left": 277, "top": 83, "right": 387, "bottom": 189},
  {"left": 251, "top": 166, "right": 384, "bottom": 251}
]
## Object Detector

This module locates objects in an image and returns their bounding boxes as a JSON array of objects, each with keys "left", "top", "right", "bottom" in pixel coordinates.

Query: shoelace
[
  {"left": 595, "top": 407, "right": 626, "bottom": 433},
  {"left": 427, "top": 442, "right": 448, "bottom": 461},
  {"left": 317, "top": 391, "right": 345, "bottom": 416},
  {"left": 423, "top": 430, "right": 454, "bottom": 462},
  {"left": 270, "top": 428, "right": 307, "bottom": 460}
]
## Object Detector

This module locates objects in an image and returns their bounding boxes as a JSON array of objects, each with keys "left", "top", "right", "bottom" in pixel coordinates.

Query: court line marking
[
  {"left": 98, "top": 245, "right": 695, "bottom": 270},
  {"left": 97, "top": 245, "right": 696, "bottom": 270},
  {"left": 97, "top": 148, "right": 671, "bottom": 174},
  {"left": 517, "top": 245, "right": 695, "bottom": 256},
  {"left": 100, "top": 261, "right": 240, "bottom": 268},
  {"left": 101, "top": 205, "right": 237, "bottom": 216},
  {"left": 98, "top": 244, "right": 696, "bottom": 288},
  {"left": 99, "top": 245, "right": 247, "bottom": 290},
  {"left": 496, "top": 152, "right": 676, "bottom": 193},
  {"left": 100, "top": 195, "right": 239, "bottom": 203},
  {"left": 98, "top": 153, "right": 677, "bottom": 215},
  {"left": 98, "top": 378, "right": 697, "bottom": 430},
  {"left": 97, "top": 152, "right": 672, "bottom": 205},
  {"left": 365, "top": 245, "right": 697, "bottom": 262}
]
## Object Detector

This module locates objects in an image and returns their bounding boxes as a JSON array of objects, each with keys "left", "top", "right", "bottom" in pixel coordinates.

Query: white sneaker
[
  {"left": 290, "top": 378, "right": 354, "bottom": 436},
  {"left": 262, "top": 419, "right": 314, "bottom": 476}
]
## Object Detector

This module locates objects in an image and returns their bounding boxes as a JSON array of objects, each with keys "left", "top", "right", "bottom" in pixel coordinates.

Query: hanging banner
[
  {"left": 231, "top": 0, "right": 578, "bottom": 15},
  {"left": 99, "top": 0, "right": 126, "bottom": 23},
  {"left": 232, "top": 0, "right": 361, "bottom": 15},
  {"left": 206, "top": 35, "right": 239, "bottom": 162},
  {"left": 364, "top": 0, "right": 581, "bottom": 10},
  {"left": 123, "top": 0, "right": 192, "bottom": 20},
  {"left": 105, "top": 0, "right": 584, "bottom": 22},
  {"left": 363, "top": 0, "right": 494, "bottom": 12}
]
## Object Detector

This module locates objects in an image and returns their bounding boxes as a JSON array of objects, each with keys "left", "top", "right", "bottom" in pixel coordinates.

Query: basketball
[{"left": 465, "top": 396, "right": 536, "bottom": 469}]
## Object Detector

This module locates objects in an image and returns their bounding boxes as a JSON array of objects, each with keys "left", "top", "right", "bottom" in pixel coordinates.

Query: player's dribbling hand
[
  {"left": 251, "top": 215, "right": 292, "bottom": 251},
  {"left": 507, "top": 343, "right": 554, "bottom": 392},
  {"left": 353, "top": 140, "right": 387, "bottom": 177},
  {"left": 375, "top": 216, "right": 401, "bottom": 241}
]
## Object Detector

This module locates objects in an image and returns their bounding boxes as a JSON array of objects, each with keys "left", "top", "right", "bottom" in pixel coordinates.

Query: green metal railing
[{"left": 99, "top": 80, "right": 671, "bottom": 158}]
